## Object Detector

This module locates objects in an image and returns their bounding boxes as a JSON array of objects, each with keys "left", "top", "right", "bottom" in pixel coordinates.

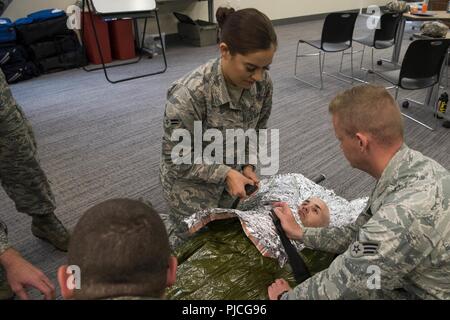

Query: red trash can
[
  {"left": 82, "top": 13, "right": 113, "bottom": 65},
  {"left": 109, "top": 19, "right": 136, "bottom": 60}
]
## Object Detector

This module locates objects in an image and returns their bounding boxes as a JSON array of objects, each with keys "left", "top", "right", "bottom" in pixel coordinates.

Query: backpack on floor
[
  {"left": 28, "top": 33, "right": 80, "bottom": 61},
  {"left": 37, "top": 47, "right": 87, "bottom": 73},
  {"left": 0, "top": 45, "right": 28, "bottom": 66},
  {"left": 0, "top": 18, "right": 16, "bottom": 43},
  {"left": 27, "top": 9, "right": 66, "bottom": 23},
  {"left": 1, "top": 61, "right": 40, "bottom": 83},
  {"left": 15, "top": 15, "right": 71, "bottom": 45}
]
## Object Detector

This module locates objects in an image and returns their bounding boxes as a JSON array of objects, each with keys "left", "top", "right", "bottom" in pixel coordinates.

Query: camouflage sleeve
[
  {"left": 301, "top": 208, "right": 372, "bottom": 254},
  {"left": 162, "top": 84, "right": 231, "bottom": 184},
  {"left": 284, "top": 204, "right": 429, "bottom": 299},
  {"left": 243, "top": 75, "right": 273, "bottom": 171},
  {"left": 256, "top": 75, "right": 273, "bottom": 130},
  {"left": 0, "top": 220, "right": 10, "bottom": 256}
]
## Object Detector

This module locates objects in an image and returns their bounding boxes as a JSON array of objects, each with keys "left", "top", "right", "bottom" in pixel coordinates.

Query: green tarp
[{"left": 167, "top": 219, "right": 336, "bottom": 300}]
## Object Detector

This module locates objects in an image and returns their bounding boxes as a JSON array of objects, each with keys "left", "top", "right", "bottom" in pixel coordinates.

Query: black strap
[
  {"left": 231, "top": 184, "right": 258, "bottom": 209},
  {"left": 271, "top": 209, "right": 311, "bottom": 284}
]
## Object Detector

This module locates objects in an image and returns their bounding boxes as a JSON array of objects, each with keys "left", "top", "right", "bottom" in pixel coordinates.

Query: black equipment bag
[
  {"left": 0, "top": 45, "right": 28, "bottom": 66},
  {"left": 29, "top": 33, "right": 80, "bottom": 61},
  {"left": 15, "top": 15, "right": 71, "bottom": 45},
  {"left": 0, "top": 17, "right": 16, "bottom": 43},
  {"left": 37, "top": 47, "right": 87, "bottom": 73},
  {"left": 1, "top": 61, "right": 40, "bottom": 83}
]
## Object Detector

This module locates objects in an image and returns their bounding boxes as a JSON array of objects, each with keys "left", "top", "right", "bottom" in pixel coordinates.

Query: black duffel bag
[
  {"left": 38, "top": 47, "right": 87, "bottom": 73},
  {"left": 0, "top": 45, "right": 28, "bottom": 66},
  {"left": 1, "top": 61, "right": 40, "bottom": 83},
  {"left": 15, "top": 15, "right": 71, "bottom": 45},
  {"left": 29, "top": 33, "right": 80, "bottom": 61}
]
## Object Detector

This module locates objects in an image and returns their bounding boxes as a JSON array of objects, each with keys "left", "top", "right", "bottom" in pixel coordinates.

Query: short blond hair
[{"left": 329, "top": 85, "right": 404, "bottom": 146}]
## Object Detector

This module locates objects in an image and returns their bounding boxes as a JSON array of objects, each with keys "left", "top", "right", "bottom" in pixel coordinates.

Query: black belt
[
  {"left": 270, "top": 175, "right": 326, "bottom": 284},
  {"left": 271, "top": 209, "right": 311, "bottom": 284},
  {"left": 231, "top": 184, "right": 258, "bottom": 209}
]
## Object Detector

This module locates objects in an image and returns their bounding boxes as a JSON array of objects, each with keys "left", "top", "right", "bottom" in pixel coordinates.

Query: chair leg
[
  {"left": 446, "top": 50, "right": 449, "bottom": 90},
  {"left": 337, "top": 46, "right": 368, "bottom": 84},
  {"left": 294, "top": 41, "right": 301, "bottom": 77},
  {"left": 395, "top": 86, "right": 399, "bottom": 101},
  {"left": 320, "top": 52, "right": 325, "bottom": 90},
  {"left": 339, "top": 51, "right": 345, "bottom": 73},
  {"left": 350, "top": 46, "right": 354, "bottom": 84},
  {"left": 371, "top": 47, "right": 375, "bottom": 72},
  {"left": 360, "top": 45, "right": 366, "bottom": 70},
  {"left": 293, "top": 42, "right": 324, "bottom": 89},
  {"left": 445, "top": 52, "right": 449, "bottom": 90},
  {"left": 401, "top": 85, "right": 438, "bottom": 131},
  {"left": 434, "top": 88, "right": 440, "bottom": 130}
]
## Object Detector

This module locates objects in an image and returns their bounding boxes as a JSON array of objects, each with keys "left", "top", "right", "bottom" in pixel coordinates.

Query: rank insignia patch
[{"left": 350, "top": 241, "right": 380, "bottom": 258}]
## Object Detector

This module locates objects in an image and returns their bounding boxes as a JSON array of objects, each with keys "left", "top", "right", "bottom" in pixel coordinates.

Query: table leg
[
  {"left": 386, "top": 16, "right": 405, "bottom": 66},
  {"left": 208, "top": 0, "right": 214, "bottom": 22}
]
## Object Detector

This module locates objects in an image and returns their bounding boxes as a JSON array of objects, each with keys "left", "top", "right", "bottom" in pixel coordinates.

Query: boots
[{"left": 31, "top": 214, "right": 70, "bottom": 252}]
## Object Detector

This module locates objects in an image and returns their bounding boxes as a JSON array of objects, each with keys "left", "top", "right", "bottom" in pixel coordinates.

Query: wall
[{"left": 4, "top": 0, "right": 389, "bottom": 34}]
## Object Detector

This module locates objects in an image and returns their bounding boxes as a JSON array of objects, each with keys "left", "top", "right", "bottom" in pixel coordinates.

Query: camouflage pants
[
  {"left": 0, "top": 103, "right": 56, "bottom": 219},
  {"left": 163, "top": 180, "right": 236, "bottom": 250}
]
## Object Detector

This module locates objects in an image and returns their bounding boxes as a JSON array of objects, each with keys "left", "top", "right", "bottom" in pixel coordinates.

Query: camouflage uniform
[
  {"left": 160, "top": 58, "right": 273, "bottom": 247},
  {"left": 282, "top": 144, "right": 450, "bottom": 300},
  {"left": 0, "top": 70, "right": 58, "bottom": 255},
  {"left": 421, "top": 21, "right": 449, "bottom": 38}
]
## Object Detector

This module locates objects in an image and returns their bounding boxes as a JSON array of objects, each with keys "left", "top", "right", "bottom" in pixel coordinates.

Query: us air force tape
[{"left": 350, "top": 241, "right": 380, "bottom": 258}]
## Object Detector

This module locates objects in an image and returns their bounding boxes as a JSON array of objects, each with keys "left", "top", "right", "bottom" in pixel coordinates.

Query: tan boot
[{"left": 31, "top": 214, "right": 70, "bottom": 252}]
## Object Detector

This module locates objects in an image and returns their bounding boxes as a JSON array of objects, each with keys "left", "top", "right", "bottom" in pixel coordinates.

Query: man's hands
[
  {"left": 268, "top": 278, "right": 292, "bottom": 300},
  {"left": 226, "top": 169, "right": 255, "bottom": 199},
  {"left": 0, "top": 248, "right": 55, "bottom": 300},
  {"left": 272, "top": 202, "right": 304, "bottom": 240}
]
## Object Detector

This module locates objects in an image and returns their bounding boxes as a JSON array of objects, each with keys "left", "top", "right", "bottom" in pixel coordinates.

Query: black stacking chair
[
  {"left": 374, "top": 39, "right": 450, "bottom": 130},
  {"left": 294, "top": 12, "right": 358, "bottom": 90},
  {"left": 354, "top": 11, "right": 402, "bottom": 71}
]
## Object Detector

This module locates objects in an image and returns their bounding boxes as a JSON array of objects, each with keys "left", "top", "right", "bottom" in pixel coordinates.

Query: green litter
[{"left": 167, "top": 219, "right": 335, "bottom": 300}]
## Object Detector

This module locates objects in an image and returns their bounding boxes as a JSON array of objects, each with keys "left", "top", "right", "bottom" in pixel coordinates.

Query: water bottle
[{"left": 437, "top": 92, "right": 448, "bottom": 119}]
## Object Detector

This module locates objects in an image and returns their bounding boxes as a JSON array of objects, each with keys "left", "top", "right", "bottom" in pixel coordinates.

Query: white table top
[{"left": 91, "top": 0, "right": 156, "bottom": 14}]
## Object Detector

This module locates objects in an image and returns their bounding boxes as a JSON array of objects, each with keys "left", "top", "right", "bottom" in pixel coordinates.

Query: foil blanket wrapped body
[{"left": 184, "top": 173, "right": 368, "bottom": 267}]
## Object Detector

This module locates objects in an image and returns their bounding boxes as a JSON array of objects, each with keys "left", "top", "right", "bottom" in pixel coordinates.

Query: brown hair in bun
[
  {"left": 215, "top": 7, "right": 277, "bottom": 55},
  {"left": 216, "top": 7, "right": 236, "bottom": 29}
]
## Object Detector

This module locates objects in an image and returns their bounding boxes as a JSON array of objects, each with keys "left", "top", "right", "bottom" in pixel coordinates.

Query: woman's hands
[
  {"left": 242, "top": 165, "right": 259, "bottom": 187},
  {"left": 226, "top": 169, "right": 255, "bottom": 199}
]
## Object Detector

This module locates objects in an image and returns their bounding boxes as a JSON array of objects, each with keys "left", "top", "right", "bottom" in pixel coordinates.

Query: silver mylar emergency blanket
[{"left": 185, "top": 173, "right": 368, "bottom": 267}]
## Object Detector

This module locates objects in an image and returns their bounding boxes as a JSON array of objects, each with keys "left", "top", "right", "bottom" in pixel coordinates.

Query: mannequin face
[{"left": 298, "top": 197, "right": 330, "bottom": 228}]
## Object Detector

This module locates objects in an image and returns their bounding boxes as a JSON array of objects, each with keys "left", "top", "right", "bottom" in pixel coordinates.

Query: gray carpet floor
[{"left": 1, "top": 18, "right": 449, "bottom": 299}]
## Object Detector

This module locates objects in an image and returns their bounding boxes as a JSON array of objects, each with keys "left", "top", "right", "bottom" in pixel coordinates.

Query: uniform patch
[
  {"left": 350, "top": 241, "right": 380, "bottom": 258},
  {"left": 165, "top": 118, "right": 181, "bottom": 127}
]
